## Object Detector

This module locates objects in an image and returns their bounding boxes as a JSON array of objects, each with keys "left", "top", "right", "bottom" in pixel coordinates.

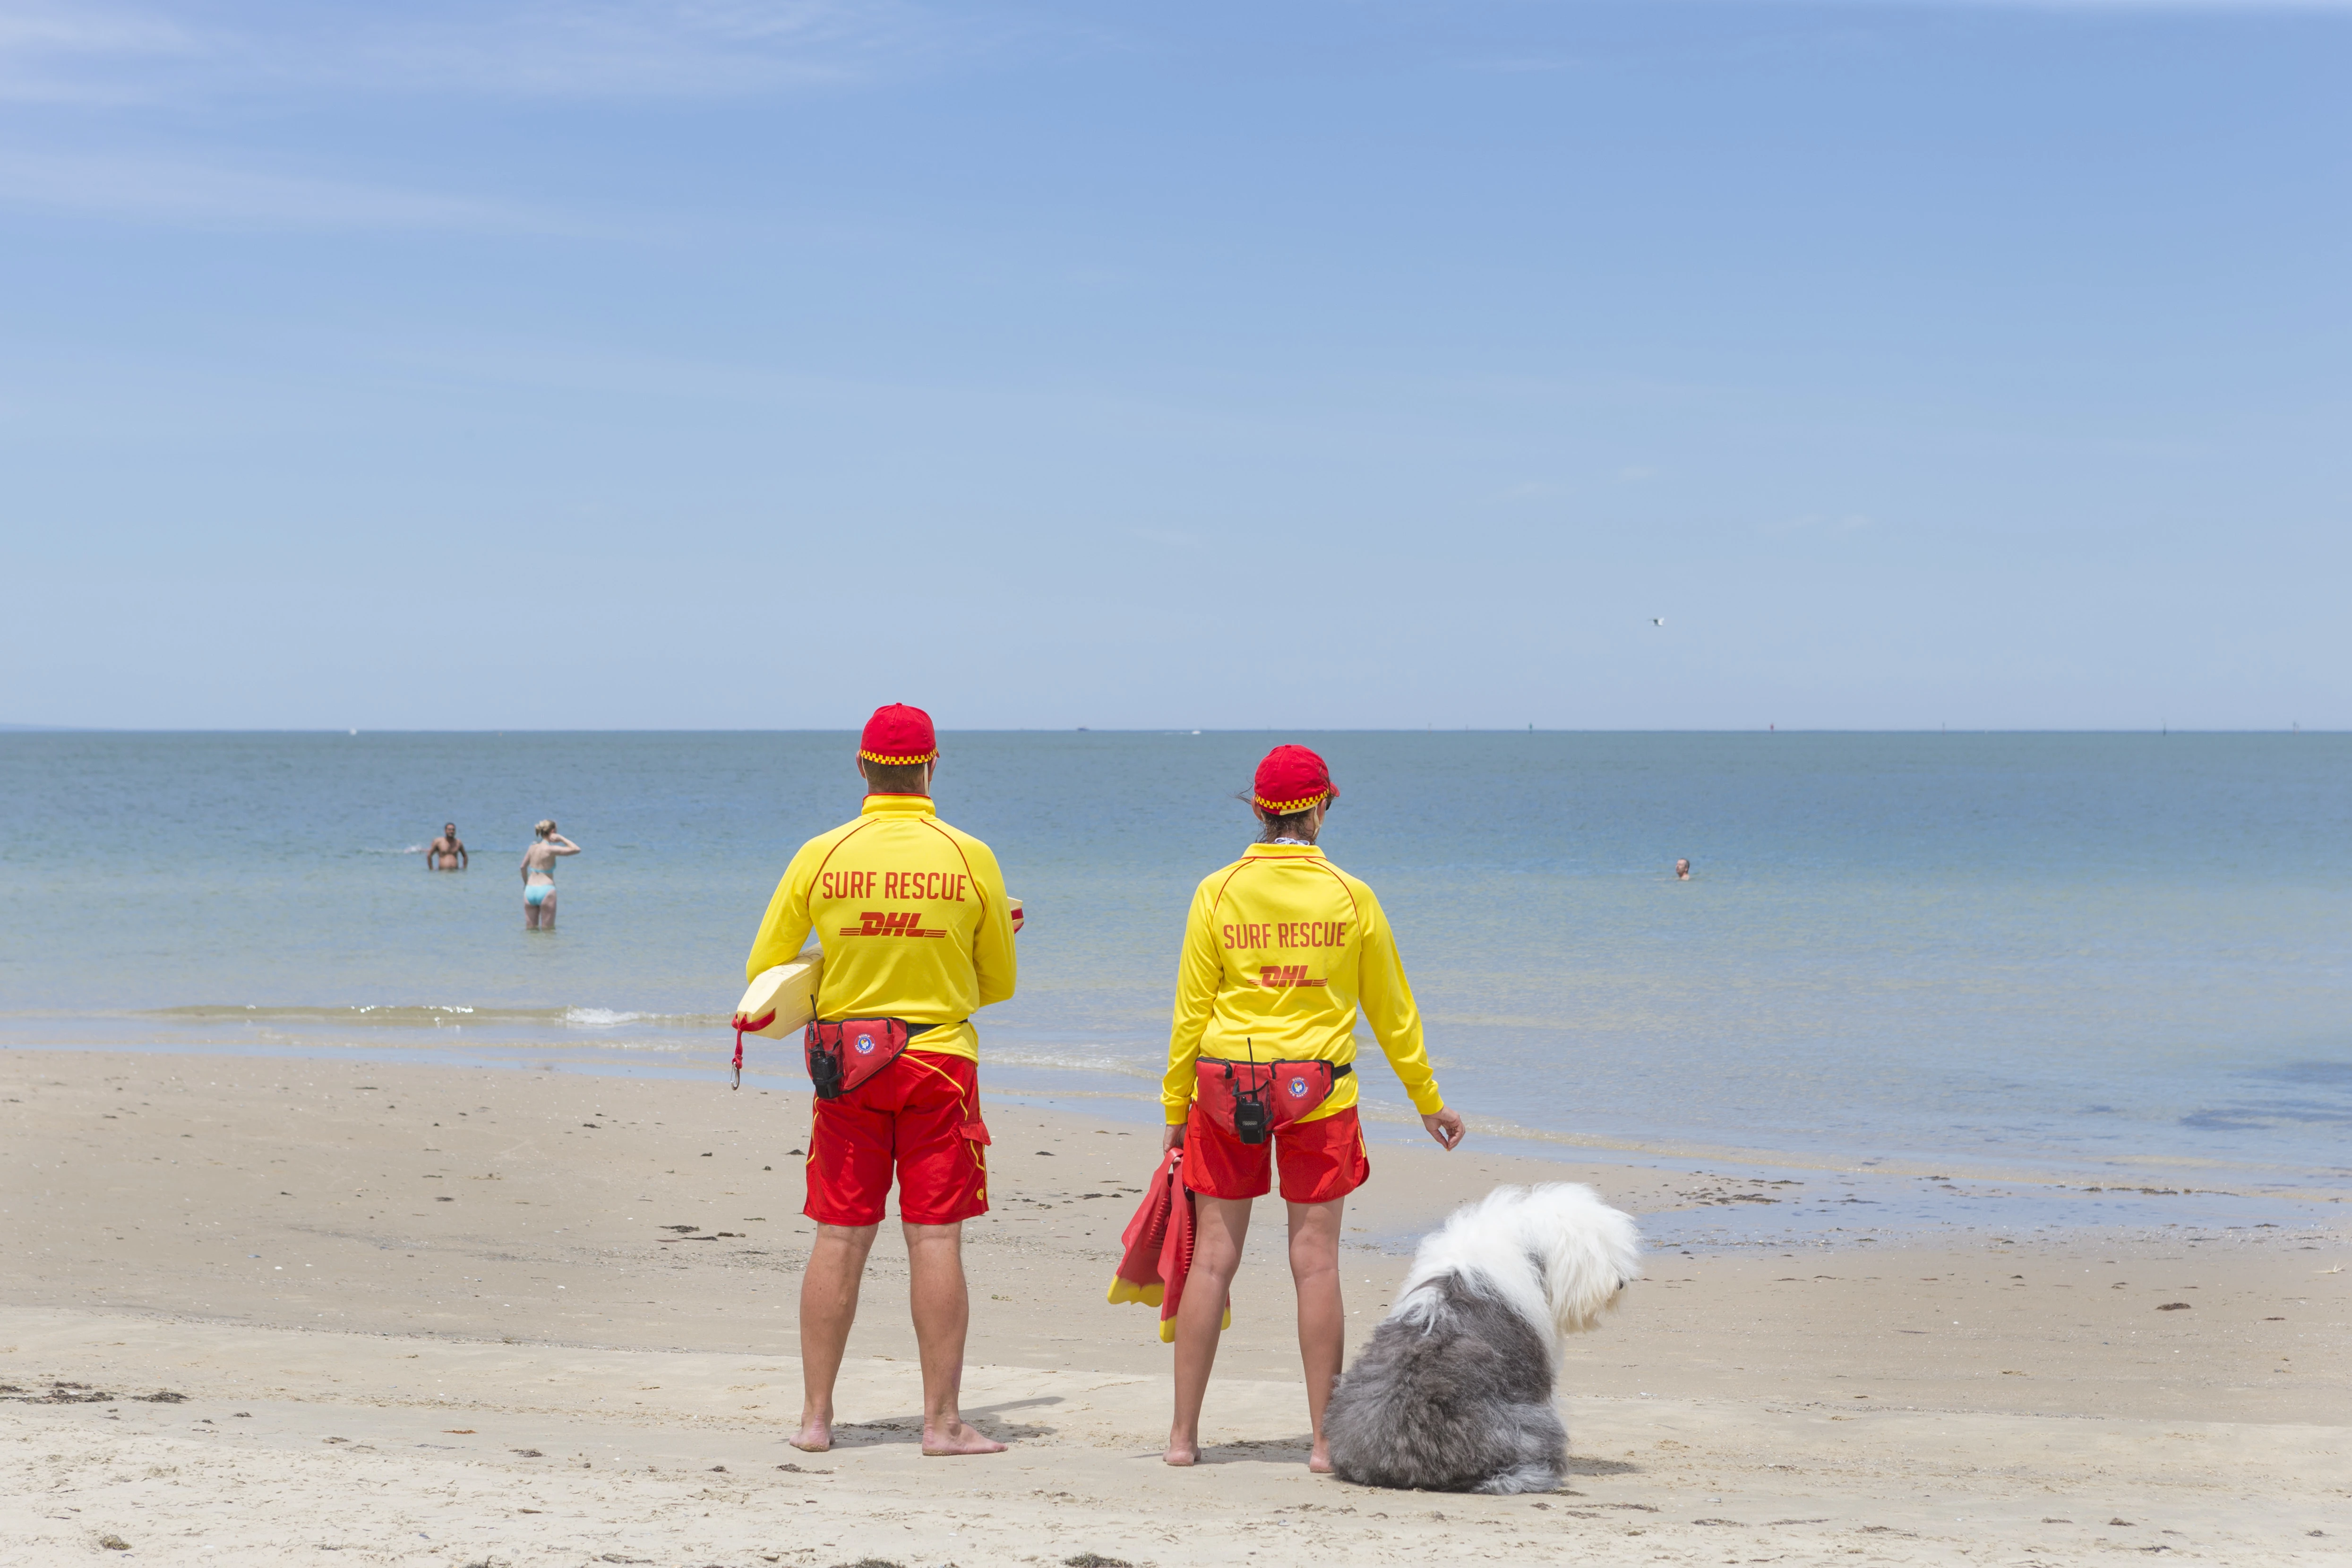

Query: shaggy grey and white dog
[{"left": 1324, "top": 1182, "right": 1641, "bottom": 1494}]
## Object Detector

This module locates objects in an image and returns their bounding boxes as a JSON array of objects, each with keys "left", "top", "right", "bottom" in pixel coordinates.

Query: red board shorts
[
  {"left": 803, "top": 1050, "right": 990, "bottom": 1227},
  {"left": 1181, "top": 1100, "right": 1370, "bottom": 1205}
]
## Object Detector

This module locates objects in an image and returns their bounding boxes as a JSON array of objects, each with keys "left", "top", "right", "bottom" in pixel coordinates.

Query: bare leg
[
  {"left": 541, "top": 889, "right": 556, "bottom": 930},
  {"left": 523, "top": 895, "right": 537, "bottom": 930},
  {"left": 794, "top": 1222, "right": 878, "bottom": 1450},
  {"left": 904, "top": 1222, "right": 1005, "bottom": 1455},
  {"left": 1288, "top": 1195, "right": 1346, "bottom": 1472},
  {"left": 1166, "top": 1193, "right": 1252, "bottom": 1465}
]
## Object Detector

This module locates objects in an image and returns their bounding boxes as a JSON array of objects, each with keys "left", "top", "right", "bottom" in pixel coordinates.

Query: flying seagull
[{"left": 1650, "top": 617, "right": 1665, "bottom": 627}]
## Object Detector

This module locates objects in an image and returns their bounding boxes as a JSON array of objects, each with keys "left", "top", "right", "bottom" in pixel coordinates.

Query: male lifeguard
[{"left": 739, "top": 704, "right": 1019, "bottom": 1457}]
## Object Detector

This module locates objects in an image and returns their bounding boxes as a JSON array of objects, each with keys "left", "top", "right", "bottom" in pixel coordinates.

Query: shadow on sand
[
  {"left": 829, "top": 1394, "right": 1064, "bottom": 1447},
  {"left": 1171, "top": 1435, "right": 1316, "bottom": 1466}
]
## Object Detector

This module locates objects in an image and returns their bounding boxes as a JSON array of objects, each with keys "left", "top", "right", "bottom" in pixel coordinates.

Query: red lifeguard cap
[
  {"left": 1253, "top": 744, "right": 1338, "bottom": 815},
  {"left": 859, "top": 703, "right": 938, "bottom": 766}
]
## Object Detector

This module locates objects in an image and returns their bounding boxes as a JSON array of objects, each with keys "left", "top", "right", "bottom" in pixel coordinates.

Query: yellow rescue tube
[
  {"left": 730, "top": 895, "right": 1021, "bottom": 1037},
  {"left": 733, "top": 943, "right": 824, "bottom": 1039}
]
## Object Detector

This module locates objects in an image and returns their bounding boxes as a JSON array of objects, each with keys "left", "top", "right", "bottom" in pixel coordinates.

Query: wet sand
[{"left": 3, "top": 1050, "right": 2346, "bottom": 1565}]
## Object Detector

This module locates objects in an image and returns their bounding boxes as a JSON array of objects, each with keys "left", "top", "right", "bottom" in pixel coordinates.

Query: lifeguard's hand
[
  {"left": 1162, "top": 1123, "right": 1186, "bottom": 1152},
  {"left": 1423, "top": 1108, "right": 1466, "bottom": 1151}
]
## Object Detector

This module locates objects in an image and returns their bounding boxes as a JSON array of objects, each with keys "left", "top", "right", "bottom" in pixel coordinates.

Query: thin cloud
[
  {"left": 0, "top": 0, "right": 969, "bottom": 104},
  {"left": 0, "top": 0, "right": 186, "bottom": 54},
  {"left": 0, "top": 149, "right": 558, "bottom": 230},
  {"left": 302, "top": 0, "right": 949, "bottom": 99},
  {"left": 0, "top": 0, "right": 196, "bottom": 102},
  {"left": 1444, "top": 0, "right": 2352, "bottom": 40}
]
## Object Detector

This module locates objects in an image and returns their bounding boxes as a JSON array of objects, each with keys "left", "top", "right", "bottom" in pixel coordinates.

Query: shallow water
[{"left": 3, "top": 730, "right": 2346, "bottom": 1195}]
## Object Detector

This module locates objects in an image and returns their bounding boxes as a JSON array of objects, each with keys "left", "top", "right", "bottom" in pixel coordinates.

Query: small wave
[
  {"left": 985, "top": 1046, "right": 1161, "bottom": 1080},
  {"left": 143, "top": 1002, "right": 728, "bottom": 1029},
  {"left": 149, "top": 1003, "right": 500, "bottom": 1027}
]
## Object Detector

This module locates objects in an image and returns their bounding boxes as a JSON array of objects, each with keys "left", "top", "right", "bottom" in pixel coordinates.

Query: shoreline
[
  {"left": 7, "top": 1030, "right": 2346, "bottom": 1240},
  {"left": 4, "top": 1046, "right": 2347, "bottom": 1565}
]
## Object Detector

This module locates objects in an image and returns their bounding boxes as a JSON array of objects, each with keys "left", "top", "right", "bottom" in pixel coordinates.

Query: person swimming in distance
[
  {"left": 1675, "top": 857, "right": 1691, "bottom": 880},
  {"left": 427, "top": 823, "right": 467, "bottom": 872},
  {"left": 521, "top": 820, "right": 579, "bottom": 929}
]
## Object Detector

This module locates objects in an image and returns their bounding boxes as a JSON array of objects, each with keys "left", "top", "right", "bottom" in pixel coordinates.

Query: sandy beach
[{"left": 4, "top": 1049, "right": 2346, "bottom": 1566}]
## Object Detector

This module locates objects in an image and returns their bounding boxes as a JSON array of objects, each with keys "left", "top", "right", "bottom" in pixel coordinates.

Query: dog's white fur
[
  {"left": 1325, "top": 1182, "right": 1641, "bottom": 1494},
  {"left": 1392, "top": 1181, "right": 1642, "bottom": 1346}
]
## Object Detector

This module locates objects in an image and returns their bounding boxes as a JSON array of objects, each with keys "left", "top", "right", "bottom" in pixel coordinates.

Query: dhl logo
[
  {"left": 1258, "top": 964, "right": 1327, "bottom": 989},
  {"left": 841, "top": 909, "right": 949, "bottom": 939}
]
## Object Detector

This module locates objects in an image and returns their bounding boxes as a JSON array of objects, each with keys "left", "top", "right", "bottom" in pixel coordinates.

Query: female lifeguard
[
  {"left": 520, "top": 820, "right": 580, "bottom": 929},
  {"left": 1160, "top": 744, "right": 1466, "bottom": 1470}
]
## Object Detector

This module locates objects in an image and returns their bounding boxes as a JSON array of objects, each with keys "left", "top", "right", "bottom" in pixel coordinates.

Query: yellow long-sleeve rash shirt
[
  {"left": 743, "top": 794, "right": 1017, "bottom": 1062},
  {"left": 1161, "top": 843, "right": 1444, "bottom": 1126}
]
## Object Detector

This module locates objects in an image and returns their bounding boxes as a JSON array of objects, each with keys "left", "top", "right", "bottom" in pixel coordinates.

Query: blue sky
[{"left": 2, "top": 0, "right": 2345, "bottom": 730}]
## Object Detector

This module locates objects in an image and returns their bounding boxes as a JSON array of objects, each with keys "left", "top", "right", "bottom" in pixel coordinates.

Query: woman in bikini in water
[{"left": 520, "top": 820, "right": 580, "bottom": 929}]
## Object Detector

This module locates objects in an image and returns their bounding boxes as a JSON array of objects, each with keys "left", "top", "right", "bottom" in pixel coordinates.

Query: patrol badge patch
[
  {"left": 855, "top": 1033, "right": 876, "bottom": 1055},
  {"left": 1288, "top": 1078, "right": 1309, "bottom": 1097}
]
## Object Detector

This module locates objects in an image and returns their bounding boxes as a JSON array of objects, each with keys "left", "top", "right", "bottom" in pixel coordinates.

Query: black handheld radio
[
  {"left": 1232, "top": 1037, "right": 1272, "bottom": 1145},
  {"left": 807, "top": 1038, "right": 845, "bottom": 1101}
]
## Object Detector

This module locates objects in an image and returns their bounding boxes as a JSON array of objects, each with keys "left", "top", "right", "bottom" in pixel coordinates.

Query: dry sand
[{"left": 3, "top": 1049, "right": 2346, "bottom": 1566}]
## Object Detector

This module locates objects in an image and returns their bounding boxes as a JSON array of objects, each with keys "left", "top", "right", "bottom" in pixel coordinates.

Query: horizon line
[{"left": 2, "top": 725, "right": 2337, "bottom": 737}]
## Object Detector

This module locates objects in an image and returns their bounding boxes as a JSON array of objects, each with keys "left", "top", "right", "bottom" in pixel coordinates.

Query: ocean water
[{"left": 2, "top": 731, "right": 2347, "bottom": 1200}]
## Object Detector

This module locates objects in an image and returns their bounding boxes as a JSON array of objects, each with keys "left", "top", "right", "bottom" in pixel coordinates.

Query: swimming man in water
[
  {"left": 1675, "top": 857, "right": 1691, "bottom": 880},
  {"left": 427, "top": 823, "right": 467, "bottom": 872}
]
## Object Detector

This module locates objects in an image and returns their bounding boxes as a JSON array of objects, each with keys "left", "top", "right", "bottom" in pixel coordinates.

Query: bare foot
[
  {"left": 1307, "top": 1442, "right": 1333, "bottom": 1474},
  {"left": 1164, "top": 1436, "right": 1200, "bottom": 1467},
  {"left": 788, "top": 1415, "right": 832, "bottom": 1452},
  {"left": 920, "top": 1419, "right": 1007, "bottom": 1456}
]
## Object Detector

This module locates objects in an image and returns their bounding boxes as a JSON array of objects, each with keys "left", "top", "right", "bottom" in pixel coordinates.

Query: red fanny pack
[
  {"left": 805, "top": 1018, "right": 910, "bottom": 1101},
  {"left": 1193, "top": 1057, "right": 1352, "bottom": 1143}
]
